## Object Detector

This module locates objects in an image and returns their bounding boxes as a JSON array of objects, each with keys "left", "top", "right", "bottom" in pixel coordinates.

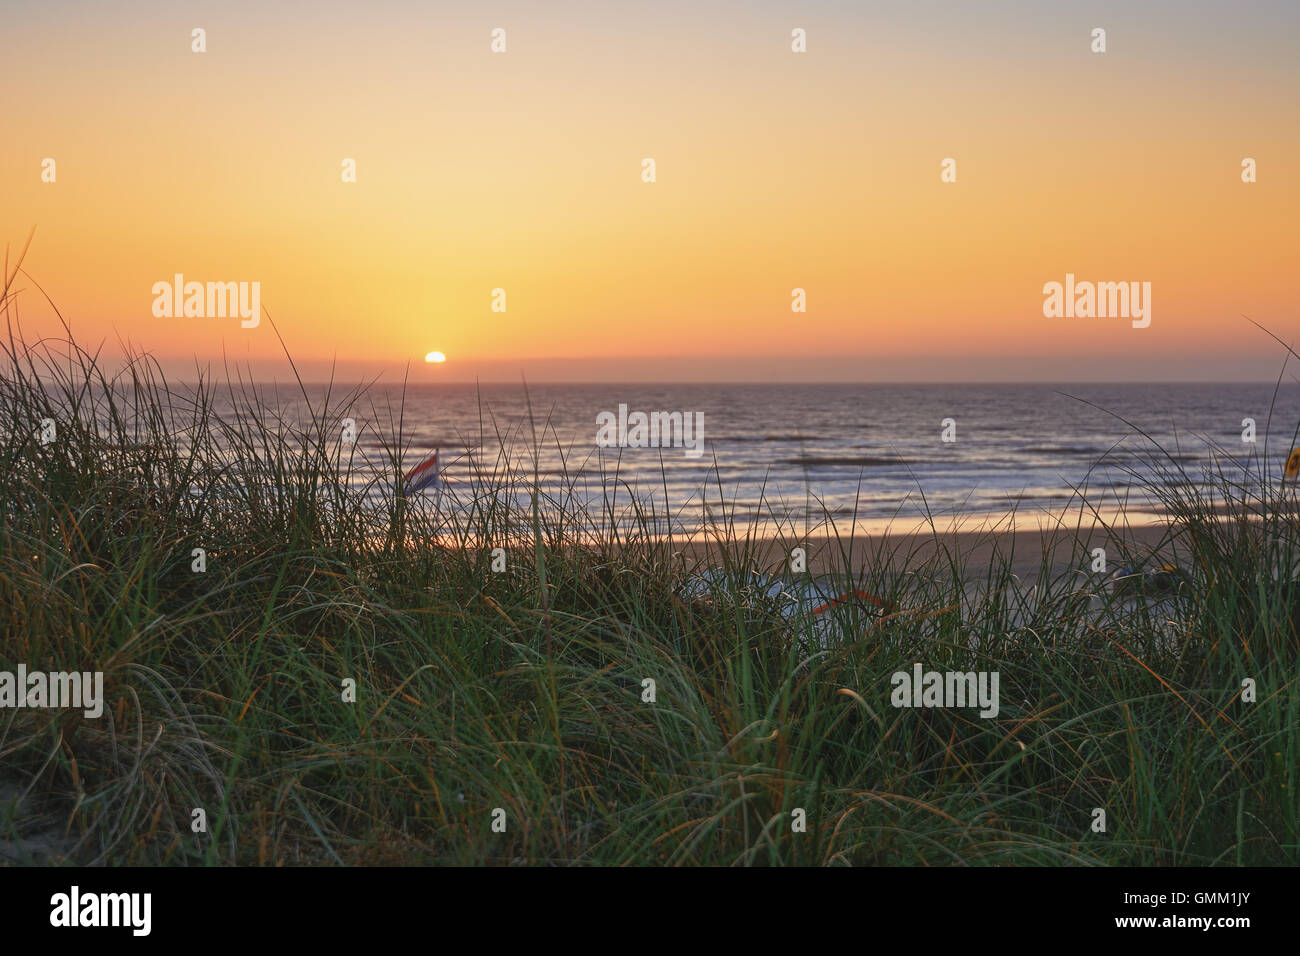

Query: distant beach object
[
  {"left": 403, "top": 449, "right": 441, "bottom": 496},
  {"left": 808, "top": 588, "right": 896, "bottom": 616},
  {"left": 1285, "top": 447, "right": 1300, "bottom": 480},
  {"left": 1111, "top": 563, "right": 1188, "bottom": 597}
]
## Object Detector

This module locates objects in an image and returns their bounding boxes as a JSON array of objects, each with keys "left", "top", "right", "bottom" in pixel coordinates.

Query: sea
[{"left": 205, "top": 382, "right": 1300, "bottom": 538}]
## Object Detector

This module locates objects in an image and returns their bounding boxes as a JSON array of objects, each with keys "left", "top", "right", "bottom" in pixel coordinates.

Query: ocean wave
[{"left": 779, "top": 456, "right": 920, "bottom": 466}]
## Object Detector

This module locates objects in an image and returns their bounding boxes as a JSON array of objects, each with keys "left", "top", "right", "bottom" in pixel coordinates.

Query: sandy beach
[{"left": 663, "top": 520, "right": 1183, "bottom": 584}]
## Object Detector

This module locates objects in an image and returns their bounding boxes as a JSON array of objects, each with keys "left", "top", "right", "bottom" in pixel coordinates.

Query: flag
[
  {"left": 1286, "top": 447, "right": 1300, "bottom": 480},
  {"left": 403, "top": 449, "right": 440, "bottom": 495}
]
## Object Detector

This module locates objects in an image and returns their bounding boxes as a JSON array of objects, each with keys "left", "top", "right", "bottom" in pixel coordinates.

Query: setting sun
[{"left": 424, "top": 351, "right": 446, "bottom": 364}]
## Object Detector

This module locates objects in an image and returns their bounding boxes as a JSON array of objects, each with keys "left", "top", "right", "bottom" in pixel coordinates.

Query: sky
[{"left": 2, "top": 0, "right": 1297, "bottom": 383}]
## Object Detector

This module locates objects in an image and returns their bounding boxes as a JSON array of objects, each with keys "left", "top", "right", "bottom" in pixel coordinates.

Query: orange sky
[{"left": 3, "top": 1, "right": 1297, "bottom": 381}]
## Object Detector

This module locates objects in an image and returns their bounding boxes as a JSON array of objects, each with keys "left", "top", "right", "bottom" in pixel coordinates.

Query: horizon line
[{"left": 147, "top": 379, "right": 1300, "bottom": 388}]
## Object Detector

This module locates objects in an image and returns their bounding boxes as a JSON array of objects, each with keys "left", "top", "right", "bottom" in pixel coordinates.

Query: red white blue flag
[{"left": 403, "top": 449, "right": 440, "bottom": 495}]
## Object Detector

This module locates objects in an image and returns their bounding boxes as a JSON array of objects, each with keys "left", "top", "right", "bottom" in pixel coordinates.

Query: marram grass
[{"left": 0, "top": 308, "right": 1297, "bottom": 865}]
